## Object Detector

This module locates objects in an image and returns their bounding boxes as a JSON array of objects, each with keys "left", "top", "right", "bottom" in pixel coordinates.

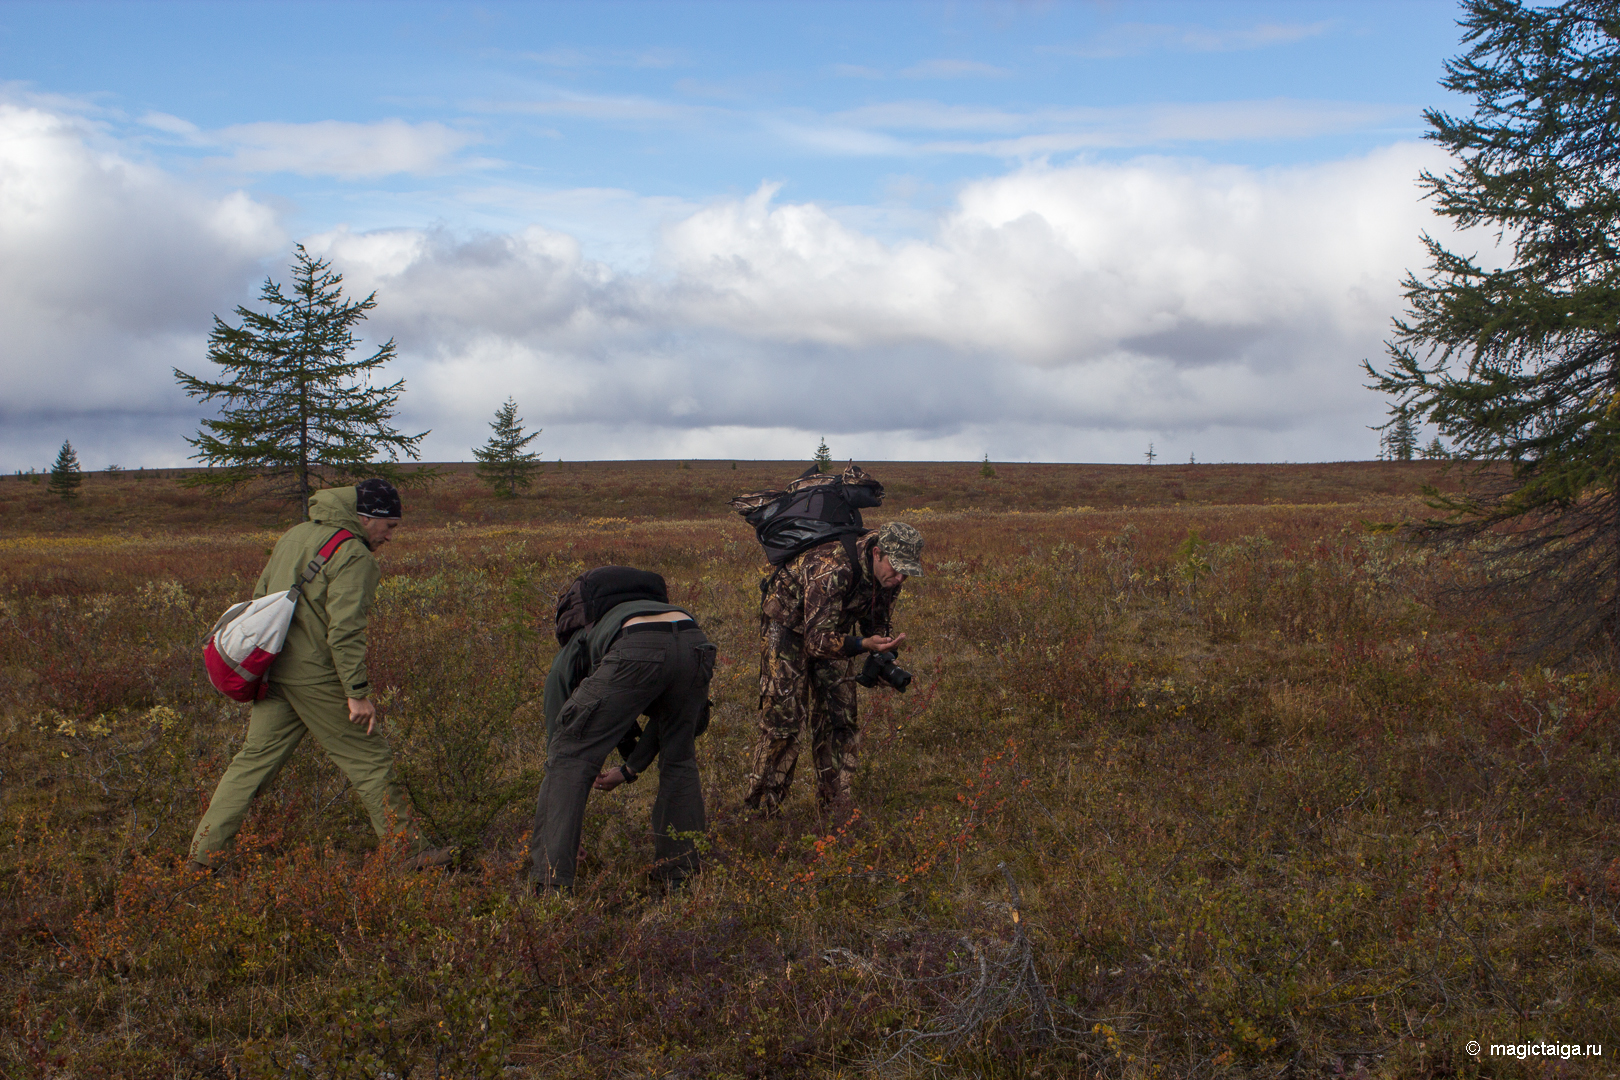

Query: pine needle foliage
[
  {"left": 1379, "top": 408, "right": 1419, "bottom": 462},
  {"left": 1365, "top": 0, "right": 1620, "bottom": 653},
  {"left": 174, "top": 245, "right": 428, "bottom": 519},
  {"left": 814, "top": 437, "right": 833, "bottom": 472},
  {"left": 47, "top": 440, "right": 82, "bottom": 500},
  {"left": 472, "top": 398, "right": 542, "bottom": 498}
]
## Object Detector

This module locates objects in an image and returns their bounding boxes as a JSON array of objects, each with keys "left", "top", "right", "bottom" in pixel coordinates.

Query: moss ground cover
[{"left": 2, "top": 463, "right": 1615, "bottom": 1078}]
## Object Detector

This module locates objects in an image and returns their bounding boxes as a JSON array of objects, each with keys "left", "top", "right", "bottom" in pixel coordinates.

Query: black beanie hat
[{"left": 354, "top": 478, "right": 403, "bottom": 519}]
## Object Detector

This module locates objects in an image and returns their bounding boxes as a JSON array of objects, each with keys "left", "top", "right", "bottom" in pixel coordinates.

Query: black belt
[{"left": 622, "top": 619, "right": 697, "bottom": 635}]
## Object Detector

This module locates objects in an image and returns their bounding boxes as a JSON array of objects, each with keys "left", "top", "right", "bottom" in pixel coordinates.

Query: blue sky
[{"left": 0, "top": 0, "right": 1474, "bottom": 468}]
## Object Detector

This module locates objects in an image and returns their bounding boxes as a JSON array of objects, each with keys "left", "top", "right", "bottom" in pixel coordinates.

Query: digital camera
[{"left": 856, "top": 649, "right": 912, "bottom": 693}]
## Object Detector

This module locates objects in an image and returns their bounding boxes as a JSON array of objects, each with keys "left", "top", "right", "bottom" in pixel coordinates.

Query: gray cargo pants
[{"left": 529, "top": 622, "right": 715, "bottom": 889}]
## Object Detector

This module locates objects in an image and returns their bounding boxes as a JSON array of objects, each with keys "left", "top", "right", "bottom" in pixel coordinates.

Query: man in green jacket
[
  {"left": 530, "top": 570, "right": 716, "bottom": 890},
  {"left": 189, "top": 480, "right": 447, "bottom": 871}
]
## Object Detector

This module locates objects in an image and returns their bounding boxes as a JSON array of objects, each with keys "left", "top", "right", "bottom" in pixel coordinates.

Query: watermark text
[{"left": 1466, "top": 1040, "right": 1602, "bottom": 1060}]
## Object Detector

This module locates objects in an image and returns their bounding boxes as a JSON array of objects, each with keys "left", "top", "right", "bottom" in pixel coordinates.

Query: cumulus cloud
[
  {"left": 1, "top": 96, "right": 1465, "bottom": 468},
  {"left": 304, "top": 141, "right": 1459, "bottom": 464},
  {"left": 0, "top": 102, "right": 285, "bottom": 467}
]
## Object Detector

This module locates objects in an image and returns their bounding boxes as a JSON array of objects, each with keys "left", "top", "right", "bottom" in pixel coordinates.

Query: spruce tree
[
  {"left": 814, "top": 437, "right": 833, "bottom": 472},
  {"left": 473, "top": 397, "right": 542, "bottom": 497},
  {"left": 47, "top": 440, "right": 81, "bottom": 499},
  {"left": 1365, "top": 0, "right": 1620, "bottom": 651},
  {"left": 1380, "top": 408, "right": 1418, "bottom": 462},
  {"left": 175, "top": 245, "right": 428, "bottom": 519}
]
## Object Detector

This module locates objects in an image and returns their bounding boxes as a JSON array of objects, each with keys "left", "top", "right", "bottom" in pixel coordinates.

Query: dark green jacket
[
  {"left": 543, "top": 599, "right": 695, "bottom": 773},
  {"left": 254, "top": 488, "right": 379, "bottom": 698}
]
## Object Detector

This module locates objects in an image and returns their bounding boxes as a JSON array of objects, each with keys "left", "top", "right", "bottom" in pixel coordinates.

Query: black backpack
[
  {"left": 730, "top": 463, "right": 885, "bottom": 567},
  {"left": 553, "top": 566, "right": 669, "bottom": 645}
]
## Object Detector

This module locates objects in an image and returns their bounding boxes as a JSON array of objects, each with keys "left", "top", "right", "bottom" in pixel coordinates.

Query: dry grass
[
  {"left": 2, "top": 461, "right": 1616, "bottom": 1078},
  {"left": 1, "top": 458, "right": 1464, "bottom": 533}
]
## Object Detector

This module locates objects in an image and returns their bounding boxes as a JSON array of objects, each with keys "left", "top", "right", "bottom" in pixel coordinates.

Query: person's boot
[{"left": 400, "top": 846, "right": 455, "bottom": 871}]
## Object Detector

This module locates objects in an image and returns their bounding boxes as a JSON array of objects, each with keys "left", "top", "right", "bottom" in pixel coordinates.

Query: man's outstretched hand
[{"left": 860, "top": 632, "right": 907, "bottom": 653}]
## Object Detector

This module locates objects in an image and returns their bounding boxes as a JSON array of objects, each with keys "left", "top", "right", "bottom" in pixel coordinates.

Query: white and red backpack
[{"left": 203, "top": 529, "right": 358, "bottom": 701}]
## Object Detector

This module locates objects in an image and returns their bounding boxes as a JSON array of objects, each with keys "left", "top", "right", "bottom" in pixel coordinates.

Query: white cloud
[
  {"left": 770, "top": 120, "right": 914, "bottom": 157},
  {"left": 900, "top": 59, "right": 1011, "bottom": 79},
  {"left": 0, "top": 102, "right": 286, "bottom": 467},
  {"left": 480, "top": 93, "right": 698, "bottom": 124},
  {"left": 138, "top": 111, "right": 202, "bottom": 138},
  {"left": 214, "top": 119, "right": 479, "bottom": 178},
  {"left": 834, "top": 101, "right": 1033, "bottom": 133},
  {"left": 0, "top": 97, "right": 1470, "bottom": 468},
  {"left": 1060, "top": 21, "right": 1334, "bottom": 60},
  {"left": 822, "top": 99, "right": 1409, "bottom": 154},
  {"left": 521, "top": 46, "right": 686, "bottom": 70},
  {"left": 297, "top": 142, "right": 1462, "bottom": 464}
]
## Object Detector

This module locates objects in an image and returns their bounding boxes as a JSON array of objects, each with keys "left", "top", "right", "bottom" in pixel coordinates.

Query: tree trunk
[{"left": 299, "top": 359, "right": 310, "bottom": 521}]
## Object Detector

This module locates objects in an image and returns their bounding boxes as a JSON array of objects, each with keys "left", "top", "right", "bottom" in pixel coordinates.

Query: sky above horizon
[{"left": 1, "top": 0, "right": 1476, "bottom": 469}]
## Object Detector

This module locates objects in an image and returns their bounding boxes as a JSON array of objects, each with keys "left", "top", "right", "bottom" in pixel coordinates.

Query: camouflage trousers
[{"left": 744, "top": 621, "right": 859, "bottom": 813}]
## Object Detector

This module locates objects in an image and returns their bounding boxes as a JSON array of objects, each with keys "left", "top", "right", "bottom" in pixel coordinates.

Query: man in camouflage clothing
[{"left": 744, "top": 520, "right": 924, "bottom": 814}]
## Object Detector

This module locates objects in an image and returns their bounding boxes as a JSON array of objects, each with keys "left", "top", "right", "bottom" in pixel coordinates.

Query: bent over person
[
  {"left": 189, "top": 480, "right": 449, "bottom": 872},
  {"left": 530, "top": 567, "right": 716, "bottom": 890},
  {"left": 745, "top": 520, "right": 924, "bottom": 815}
]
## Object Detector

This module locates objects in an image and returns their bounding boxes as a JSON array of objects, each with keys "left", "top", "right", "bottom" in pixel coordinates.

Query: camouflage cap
[{"left": 876, "top": 521, "right": 924, "bottom": 577}]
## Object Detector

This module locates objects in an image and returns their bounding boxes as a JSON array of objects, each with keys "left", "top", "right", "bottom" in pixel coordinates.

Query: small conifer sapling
[
  {"left": 48, "top": 440, "right": 82, "bottom": 499},
  {"left": 1378, "top": 408, "right": 1418, "bottom": 462},
  {"left": 473, "top": 397, "right": 542, "bottom": 497}
]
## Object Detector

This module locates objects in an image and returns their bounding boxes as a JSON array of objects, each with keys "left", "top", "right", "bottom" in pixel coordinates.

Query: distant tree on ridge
[
  {"left": 473, "top": 397, "right": 542, "bottom": 498},
  {"left": 1380, "top": 408, "right": 1418, "bottom": 462},
  {"left": 48, "top": 440, "right": 82, "bottom": 500}
]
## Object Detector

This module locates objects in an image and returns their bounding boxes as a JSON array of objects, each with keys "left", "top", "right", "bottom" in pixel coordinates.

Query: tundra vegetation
[{"left": 1, "top": 460, "right": 1616, "bottom": 1078}]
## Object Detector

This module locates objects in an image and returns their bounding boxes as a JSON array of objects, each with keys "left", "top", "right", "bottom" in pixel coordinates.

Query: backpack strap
[
  {"left": 842, "top": 532, "right": 863, "bottom": 586},
  {"left": 290, "top": 528, "right": 358, "bottom": 599}
]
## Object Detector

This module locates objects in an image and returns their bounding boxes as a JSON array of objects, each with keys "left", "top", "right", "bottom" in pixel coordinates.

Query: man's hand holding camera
[
  {"left": 856, "top": 645, "right": 913, "bottom": 693},
  {"left": 853, "top": 542, "right": 916, "bottom": 693}
]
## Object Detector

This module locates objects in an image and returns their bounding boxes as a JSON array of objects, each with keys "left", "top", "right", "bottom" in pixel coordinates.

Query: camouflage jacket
[{"left": 761, "top": 532, "right": 901, "bottom": 660}]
